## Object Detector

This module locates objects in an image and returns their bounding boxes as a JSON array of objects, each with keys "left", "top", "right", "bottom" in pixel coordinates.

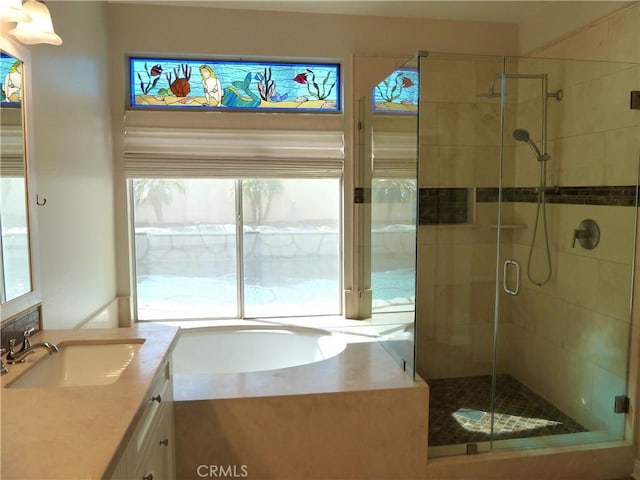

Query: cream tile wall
[
  {"left": 416, "top": 55, "right": 515, "bottom": 380},
  {"left": 505, "top": 2, "right": 640, "bottom": 435},
  {"left": 632, "top": 208, "right": 640, "bottom": 475}
]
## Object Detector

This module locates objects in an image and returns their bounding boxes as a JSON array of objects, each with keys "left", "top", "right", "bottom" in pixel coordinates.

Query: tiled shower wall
[
  {"left": 504, "top": 4, "right": 640, "bottom": 433},
  {"left": 416, "top": 56, "right": 516, "bottom": 379},
  {"left": 416, "top": 4, "right": 639, "bottom": 439}
]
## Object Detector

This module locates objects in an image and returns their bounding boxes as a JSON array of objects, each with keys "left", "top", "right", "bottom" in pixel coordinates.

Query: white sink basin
[{"left": 8, "top": 340, "right": 144, "bottom": 388}]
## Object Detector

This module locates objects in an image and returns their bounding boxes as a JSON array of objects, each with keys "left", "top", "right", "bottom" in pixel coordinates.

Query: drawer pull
[
  {"left": 159, "top": 438, "right": 169, "bottom": 447},
  {"left": 151, "top": 394, "right": 162, "bottom": 403},
  {"left": 142, "top": 474, "right": 153, "bottom": 480}
]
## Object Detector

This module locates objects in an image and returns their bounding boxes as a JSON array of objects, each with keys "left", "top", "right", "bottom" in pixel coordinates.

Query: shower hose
[{"left": 527, "top": 159, "right": 553, "bottom": 287}]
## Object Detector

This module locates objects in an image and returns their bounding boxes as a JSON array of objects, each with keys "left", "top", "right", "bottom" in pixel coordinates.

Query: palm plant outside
[
  {"left": 242, "top": 179, "right": 284, "bottom": 226},
  {"left": 133, "top": 179, "right": 186, "bottom": 224}
]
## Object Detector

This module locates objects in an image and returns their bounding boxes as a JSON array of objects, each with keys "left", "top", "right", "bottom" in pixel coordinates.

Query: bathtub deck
[
  {"left": 173, "top": 340, "right": 420, "bottom": 401},
  {"left": 173, "top": 340, "right": 429, "bottom": 479}
]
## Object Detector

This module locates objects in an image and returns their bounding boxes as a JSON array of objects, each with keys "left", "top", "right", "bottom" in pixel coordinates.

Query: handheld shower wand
[
  {"left": 512, "top": 129, "right": 550, "bottom": 161},
  {"left": 512, "top": 128, "right": 553, "bottom": 287}
]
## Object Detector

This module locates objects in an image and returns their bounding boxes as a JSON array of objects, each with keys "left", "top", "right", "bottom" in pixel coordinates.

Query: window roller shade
[
  {"left": 372, "top": 131, "right": 417, "bottom": 178},
  {"left": 123, "top": 127, "right": 344, "bottom": 178},
  {"left": 0, "top": 125, "right": 25, "bottom": 177}
]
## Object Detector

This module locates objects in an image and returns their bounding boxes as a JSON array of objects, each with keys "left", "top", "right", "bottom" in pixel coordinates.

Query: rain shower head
[{"left": 512, "top": 128, "right": 550, "bottom": 161}]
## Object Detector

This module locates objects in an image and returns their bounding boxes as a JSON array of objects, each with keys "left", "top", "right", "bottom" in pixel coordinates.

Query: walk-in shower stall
[{"left": 364, "top": 51, "right": 639, "bottom": 456}]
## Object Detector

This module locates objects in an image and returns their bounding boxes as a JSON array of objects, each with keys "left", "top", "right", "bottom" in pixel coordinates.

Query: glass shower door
[
  {"left": 418, "top": 51, "right": 638, "bottom": 457},
  {"left": 415, "top": 52, "right": 506, "bottom": 456},
  {"left": 492, "top": 55, "right": 638, "bottom": 450}
]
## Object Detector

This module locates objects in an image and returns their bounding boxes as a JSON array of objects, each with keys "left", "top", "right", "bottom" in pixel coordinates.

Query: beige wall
[
  {"left": 517, "top": 1, "right": 637, "bottom": 55},
  {"left": 30, "top": 1, "right": 116, "bottom": 329},
  {"left": 107, "top": 4, "right": 519, "bottom": 319}
]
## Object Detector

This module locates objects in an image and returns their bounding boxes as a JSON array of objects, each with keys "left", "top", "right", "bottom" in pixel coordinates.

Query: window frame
[{"left": 129, "top": 177, "right": 344, "bottom": 322}]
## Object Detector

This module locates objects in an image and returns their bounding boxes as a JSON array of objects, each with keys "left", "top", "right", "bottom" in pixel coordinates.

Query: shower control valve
[{"left": 572, "top": 219, "right": 600, "bottom": 250}]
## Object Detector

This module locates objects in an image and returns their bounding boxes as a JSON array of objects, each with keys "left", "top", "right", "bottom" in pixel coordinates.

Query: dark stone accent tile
[
  {"left": 476, "top": 187, "right": 499, "bottom": 203},
  {"left": 419, "top": 187, "right": 470, "bottom": 225},
  {"left": 477, "top": 185, "right": 638, "bottom": 207}
]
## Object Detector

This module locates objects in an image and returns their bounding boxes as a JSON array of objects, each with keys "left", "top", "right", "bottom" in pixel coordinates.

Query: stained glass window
[
  {"left": 372, "top": 68, "right": 418, "bottom": 114},
  {"left": 130, "top": 57, "right": 340, "bottom": 112},
  {"left": 1, "top": 51, "right": 23, "bottom": 107}
]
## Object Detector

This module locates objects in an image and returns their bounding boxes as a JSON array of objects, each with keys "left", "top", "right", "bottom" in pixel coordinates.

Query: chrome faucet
[
  {"left": 1, "top": 348, "right": 9, "bottom": 375},
  {"left": 6, "top": 328, "right": 59, "bottom": 364}
]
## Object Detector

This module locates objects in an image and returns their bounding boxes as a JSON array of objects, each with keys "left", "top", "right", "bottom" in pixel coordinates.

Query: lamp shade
[
  {"left": 0, "top": 0, "right": 31, "bottom": 23},
  {"left": 9, "top": 0, "right": 62, "bottom": 45}
]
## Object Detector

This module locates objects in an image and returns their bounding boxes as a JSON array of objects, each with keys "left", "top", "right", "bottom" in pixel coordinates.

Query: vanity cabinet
[{"left": 111, "top": 358, "right": 175, "bottom": 480}]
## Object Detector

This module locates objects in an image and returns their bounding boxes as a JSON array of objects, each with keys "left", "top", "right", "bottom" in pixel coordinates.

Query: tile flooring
[{"left": 428, "top": 374, "right": 587, "bottom": 446}]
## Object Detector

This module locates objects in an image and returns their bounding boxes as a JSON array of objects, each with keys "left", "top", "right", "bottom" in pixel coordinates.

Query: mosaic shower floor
[{"left": 428, "top": 374, "right": 588, "bottom": 446}]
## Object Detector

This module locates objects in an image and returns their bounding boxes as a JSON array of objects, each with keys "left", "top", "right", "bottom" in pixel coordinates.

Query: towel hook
[{"left": 36, "top": 194, "right": 47, "bottom": 206}]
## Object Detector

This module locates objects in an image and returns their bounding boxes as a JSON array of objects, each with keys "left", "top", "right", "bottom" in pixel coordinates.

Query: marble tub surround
[
  {"left": 173, "top": 340, "right": 419, "bottom": 401},
  {"left": 175, "top": 386, "right": 429, "bottom": 480},
  {"left": 173, "top": 327, "right": 428, "bottom": 479},
  {"left": 0, "top": 324, "right": 179, "bottom": 480}
]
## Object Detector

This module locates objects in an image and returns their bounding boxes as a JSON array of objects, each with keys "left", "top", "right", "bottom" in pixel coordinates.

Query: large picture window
[
  {"left": 132, "top": 178, "right": 341, "bottom": 320},
  {"left": 130, "top": 57, "right": 340, "bottom": 112}
]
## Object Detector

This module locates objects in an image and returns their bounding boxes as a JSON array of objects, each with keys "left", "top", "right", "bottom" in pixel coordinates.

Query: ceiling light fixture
[
  {"left": 0, "top": 0, "right": 31, "bottom": 23},
  {"left": 8, "top": 0, "right": 62, "bottom": 46}
]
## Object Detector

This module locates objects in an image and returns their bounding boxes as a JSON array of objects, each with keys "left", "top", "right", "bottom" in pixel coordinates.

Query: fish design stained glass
[
  {"left": 372, "top": 68, "right": 418, "bottom": 114},
  {"left": 130, "top": 58, "right": 340, "bottom": 112},
  {"left": 1, "top": 51, "right": 23, "bottom": 107}
]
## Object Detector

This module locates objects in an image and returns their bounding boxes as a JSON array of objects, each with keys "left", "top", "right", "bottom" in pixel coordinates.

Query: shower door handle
[{"left": 503, "top": 260, "right": 520, "bottom": 296}]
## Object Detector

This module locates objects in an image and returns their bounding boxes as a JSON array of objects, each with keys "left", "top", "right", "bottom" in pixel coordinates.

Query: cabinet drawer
[
  {"left": 132, "top": 401, "right": 175, "bottom": 480},
  {"left": 132, "top": 360, "right": 172, "bottom": 457}
]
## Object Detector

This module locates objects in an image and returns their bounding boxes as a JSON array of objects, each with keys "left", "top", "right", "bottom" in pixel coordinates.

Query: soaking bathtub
[
  {"left": 170, "top": 322, "right": 428, "bottom": 479},
  {"left": 171, "top": 324, "right": 347, "bottom": 375}
]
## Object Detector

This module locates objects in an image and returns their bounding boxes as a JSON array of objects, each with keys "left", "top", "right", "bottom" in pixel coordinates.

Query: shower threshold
[{"left": 427, "top": 374, "right": 590, "bottom": 454}]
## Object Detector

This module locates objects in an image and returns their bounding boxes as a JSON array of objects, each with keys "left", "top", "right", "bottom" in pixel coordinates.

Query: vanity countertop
[{"left": 0, "top": 323, "right": 180, "bottom": 480}]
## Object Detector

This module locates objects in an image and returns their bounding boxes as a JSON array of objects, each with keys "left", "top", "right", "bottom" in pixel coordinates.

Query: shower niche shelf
[{"left": 489, "top": 224, "right": 526, "bottom": 230}]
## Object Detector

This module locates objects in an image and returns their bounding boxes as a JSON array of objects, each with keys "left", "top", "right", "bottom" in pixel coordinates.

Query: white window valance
[{"left": 123, "top": 127, "right": 344, "bottom": 178}]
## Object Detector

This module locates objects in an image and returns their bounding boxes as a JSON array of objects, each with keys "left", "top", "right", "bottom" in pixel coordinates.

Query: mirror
[{"left": 0, "top": 47, "right": 33, "bottom": 310}]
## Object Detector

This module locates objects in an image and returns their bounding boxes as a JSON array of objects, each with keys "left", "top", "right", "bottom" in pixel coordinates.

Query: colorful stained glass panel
[
  {"left": 372, "top": 68, "right": 418, "bottom": 114},
  {"left": 1, "top": 51, "right": 23, "bottom": 107},
  {"left": 130, "top": 57, "right": 340, "bottom": 112}
]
